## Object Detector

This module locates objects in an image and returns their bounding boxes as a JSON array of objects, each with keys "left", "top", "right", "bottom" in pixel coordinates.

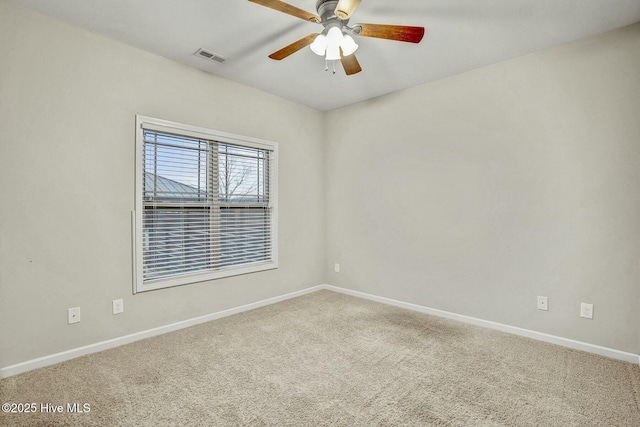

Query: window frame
[{"left": 133, "top": 115, "right": 278, "bottom": 293}]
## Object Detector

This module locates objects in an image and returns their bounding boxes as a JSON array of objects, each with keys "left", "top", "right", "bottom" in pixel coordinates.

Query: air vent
[{"left": 194, "top": 48, "right": 227, "bottom": 64}]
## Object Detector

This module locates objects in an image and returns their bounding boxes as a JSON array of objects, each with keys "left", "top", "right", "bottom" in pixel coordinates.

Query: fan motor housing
[{"left": 316, "top": 0, "right": 346, "bottom": 24}]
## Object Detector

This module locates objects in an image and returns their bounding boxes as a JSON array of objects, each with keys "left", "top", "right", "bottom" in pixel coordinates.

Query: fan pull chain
[{"left": 324, "top": 60, "right": 337, "bottom": 75}]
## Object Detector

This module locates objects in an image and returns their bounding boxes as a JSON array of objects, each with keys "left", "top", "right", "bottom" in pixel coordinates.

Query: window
[{"left": 134, "top": 116, "right": 278, "bottom": 292}]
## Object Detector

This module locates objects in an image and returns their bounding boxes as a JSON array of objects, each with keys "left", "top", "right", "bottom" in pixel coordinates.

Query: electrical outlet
[
  {"left": 580, "top": 303, "right": 593, "bottom": 319},
  {"left": 537, "top": 296, "right": 548, "bottom": 311},
  {"left": 68, "top": 307, "right": 81, "bottom": 324},
  {"left": 334, "top": 263, "right": 340, "bottom": 273},
  {"left": 112, "top": 299, "right": 124, "bottom": 315}
]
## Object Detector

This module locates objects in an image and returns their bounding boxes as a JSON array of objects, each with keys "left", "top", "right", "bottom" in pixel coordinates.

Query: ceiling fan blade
[
  {"left": 249, "top": 0, "right": 320, "bottom": 23},
  {"left": 269, "top": 33, "right": 320, "bottom": 60},
  {"left": 335, "top": 0, "right": 362, "bottom": 20},
  {"left": 340, "top": 51, "right": 362, "bottom": 75},
  {"left": 356, "top": 24, "right": 425, "bottom": 43}
]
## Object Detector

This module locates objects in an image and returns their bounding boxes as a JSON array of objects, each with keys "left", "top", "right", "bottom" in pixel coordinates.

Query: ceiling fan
[{"left": 248, "top": 0, "right": 425, "bottom": 75}]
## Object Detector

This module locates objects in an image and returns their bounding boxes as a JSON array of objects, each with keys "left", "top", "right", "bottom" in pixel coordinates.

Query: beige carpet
[{"left": 1, "top": 290, "right": 639, "bottom": 426}]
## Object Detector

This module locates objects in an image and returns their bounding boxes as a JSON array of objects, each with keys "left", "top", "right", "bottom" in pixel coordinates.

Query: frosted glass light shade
[
  {"left": 341, "top": 35, "right": 358, "bottom": 56},
  {"left": 310, "top": 34, "right": 327, "bottom": 56},
  {"left": 326, "top": 27, "right": 343, "bottom": 45}
]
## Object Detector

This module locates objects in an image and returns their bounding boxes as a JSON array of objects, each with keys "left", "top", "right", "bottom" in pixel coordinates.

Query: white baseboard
[
  {"left": 323, "top": 285, "right": 640, "bottom": 366},
  {"left": 3, "top": 283, "right": 638, "bottom": 378},
  {"left": 0, "top": 285, "right": 324, "bottom": 379}
]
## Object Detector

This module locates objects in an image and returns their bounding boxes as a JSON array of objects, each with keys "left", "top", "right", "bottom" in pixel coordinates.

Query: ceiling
[{"left": 9, "top": 0, "right": 640, "bottom": 111}]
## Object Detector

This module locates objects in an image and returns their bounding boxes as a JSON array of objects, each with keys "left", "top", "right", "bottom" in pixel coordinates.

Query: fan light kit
[
  {"left": 249, "top": 0, "right": 425, "bottom": 75},
  {"left": 311, "top": 26, "right": 358, "bottom": 59}
]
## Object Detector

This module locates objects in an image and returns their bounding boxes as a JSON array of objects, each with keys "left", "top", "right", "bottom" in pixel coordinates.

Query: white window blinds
[{"left": 134, "top": 116, "right": 277, "bottom": 292}]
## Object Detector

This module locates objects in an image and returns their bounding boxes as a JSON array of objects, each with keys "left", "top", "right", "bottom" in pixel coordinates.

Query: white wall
[
  {"left": 0, "top": 3, "right": 325, "bottom": 368},
  {"left": 325, "top": 24, "right": 640, "bottom": 354}
]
